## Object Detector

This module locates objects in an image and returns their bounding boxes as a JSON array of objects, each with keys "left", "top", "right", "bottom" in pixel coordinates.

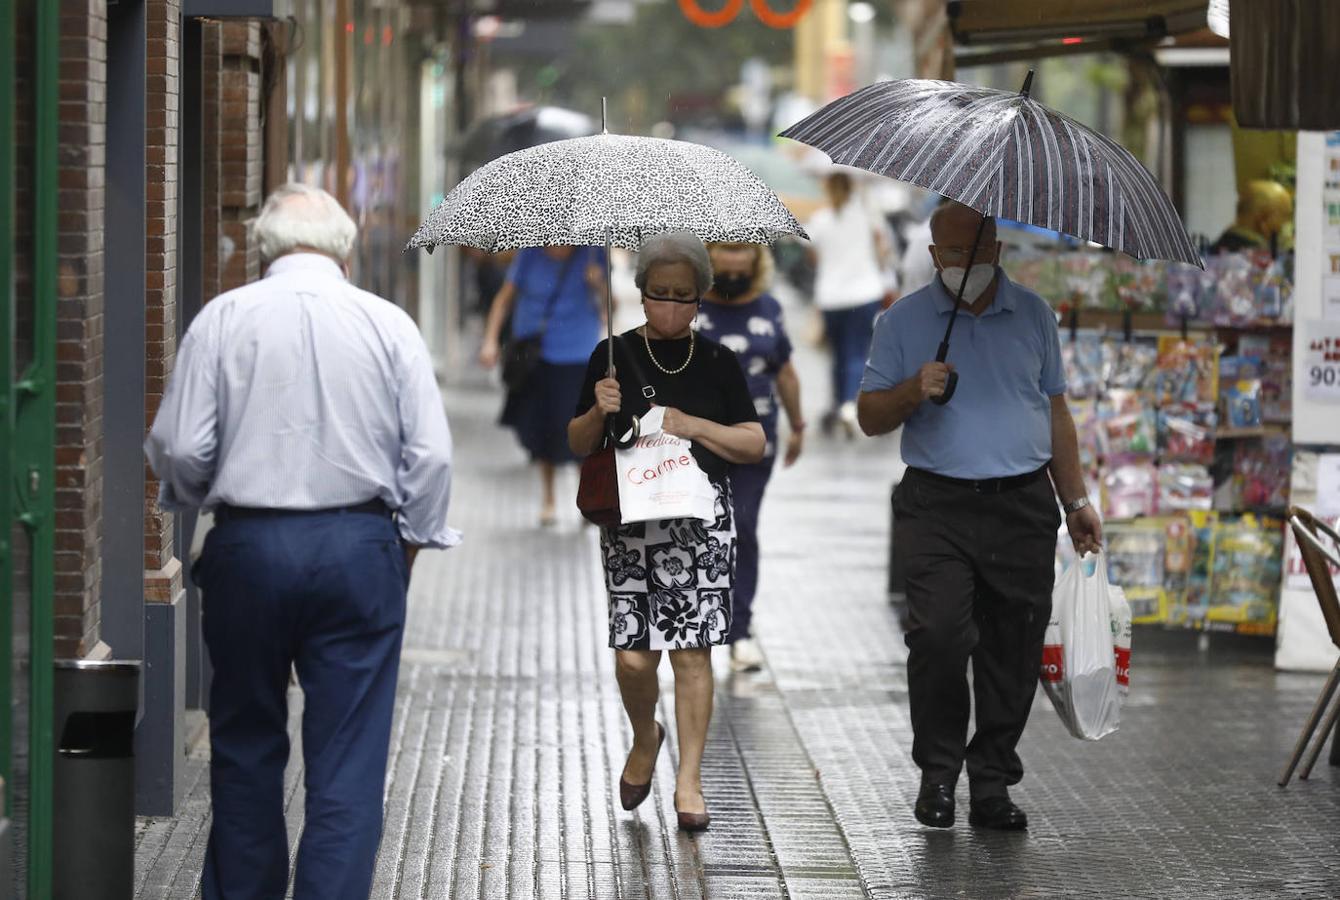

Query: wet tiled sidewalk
[{"left": 136, "top": 347, "right": 1340, "bottom": 899}]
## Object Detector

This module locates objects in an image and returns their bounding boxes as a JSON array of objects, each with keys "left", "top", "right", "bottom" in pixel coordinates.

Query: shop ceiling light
[{"left": 848, "top": 2, "right": 876, "bottom": 24}]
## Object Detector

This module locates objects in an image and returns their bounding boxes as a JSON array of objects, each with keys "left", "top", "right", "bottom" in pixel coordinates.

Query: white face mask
[{"left": 939, "top": 263, "right": 996, "bottom": 303}]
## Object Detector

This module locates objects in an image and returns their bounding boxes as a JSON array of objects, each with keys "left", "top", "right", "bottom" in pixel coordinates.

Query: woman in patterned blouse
[{"left": 699, "top": 243, "right": 806, "bottom": 673}]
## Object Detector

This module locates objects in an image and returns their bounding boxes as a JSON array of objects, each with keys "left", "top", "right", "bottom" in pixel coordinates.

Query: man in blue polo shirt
[{"left": 858, "top": 201, "right": 1103, "bottom": 831}]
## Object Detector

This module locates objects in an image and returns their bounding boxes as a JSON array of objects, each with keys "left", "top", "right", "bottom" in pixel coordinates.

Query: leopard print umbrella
[{"left": 406, "top": 134, "right": 808, "bottom": 252}]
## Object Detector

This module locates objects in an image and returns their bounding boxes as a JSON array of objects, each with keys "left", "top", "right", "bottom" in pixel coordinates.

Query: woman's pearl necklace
[{"left": 643, "top": 328, "right": 694, "bottom": 375}]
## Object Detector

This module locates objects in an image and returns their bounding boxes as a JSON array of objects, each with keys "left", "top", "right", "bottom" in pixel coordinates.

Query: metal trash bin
[{"left": 53, "top": 659, "right": 140, "bottom": 900}]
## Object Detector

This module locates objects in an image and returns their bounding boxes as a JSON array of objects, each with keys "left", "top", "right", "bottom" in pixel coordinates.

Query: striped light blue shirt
[{"left": 145, "top": 253, "right": 461, "bottom": 548}]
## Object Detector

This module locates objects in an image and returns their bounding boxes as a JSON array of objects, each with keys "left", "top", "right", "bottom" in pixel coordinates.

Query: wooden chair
[{"left": 1279, "top": 507, "right": 1340, "bottom": 786}]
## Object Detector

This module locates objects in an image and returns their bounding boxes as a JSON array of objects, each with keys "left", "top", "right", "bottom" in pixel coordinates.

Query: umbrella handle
[
  {"left": 931, "top": 208, "right": 991, "bottom": 407},
  {"left": 930, "top": 340, "right": 958, "bottom": 405},
  {"left": 931, "top": 372, "right": 958, "bottom": 405}
]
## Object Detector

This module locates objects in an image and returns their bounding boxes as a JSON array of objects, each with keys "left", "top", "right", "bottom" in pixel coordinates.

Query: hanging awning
[
  {"left": 947, "top": 0, "right": 1215, "bottom": 66},
  {"left": 181, "top": 0, "right": 294, "bottom": 16},
  {"left": 1229, "top": 0, "right": 1340, "bottom": 130}
]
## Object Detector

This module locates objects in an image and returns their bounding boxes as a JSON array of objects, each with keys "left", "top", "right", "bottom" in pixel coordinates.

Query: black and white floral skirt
[{"left": 600, "top": 480, "right": 736, "bottom": 651}]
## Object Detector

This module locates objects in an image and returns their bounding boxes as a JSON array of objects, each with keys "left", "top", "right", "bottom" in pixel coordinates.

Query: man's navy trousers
[{"left": 194, "top": 505, "right": 408, "bottom": 900}]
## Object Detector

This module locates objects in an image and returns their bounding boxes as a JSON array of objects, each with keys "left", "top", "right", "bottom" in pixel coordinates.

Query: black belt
[
  {"left": 905, "top": 465, "right": 1049, "bottom": 495},
  {"left": 215, "top": 498, "right": 393, "bottom": 521}
]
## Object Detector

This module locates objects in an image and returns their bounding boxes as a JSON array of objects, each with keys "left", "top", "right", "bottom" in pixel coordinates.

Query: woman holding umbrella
[
  {"left": 408, "top": 121, "right": 805, "bottom": 831},
  {"left": 569, "top": 231, "right": 765, "bottom": 832},
  {"left": 699, "top": 242, "right": 805, "bottom": 672}
]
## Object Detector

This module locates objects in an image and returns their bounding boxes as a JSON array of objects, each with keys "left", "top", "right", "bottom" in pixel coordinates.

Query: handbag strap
[
  {"left": 604, "top": 334, "right": 659, "bottom": 449},
  {"left": 610, "top": 333, "right": 656, "bottom": 401},
  {"left": 535, "top": 247, "right": 582, "bottom": 336}
]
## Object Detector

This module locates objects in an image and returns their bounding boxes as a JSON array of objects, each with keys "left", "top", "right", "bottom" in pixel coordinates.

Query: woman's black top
[{"left": 575, "top": 330, "right": 759, "bottom": 482}]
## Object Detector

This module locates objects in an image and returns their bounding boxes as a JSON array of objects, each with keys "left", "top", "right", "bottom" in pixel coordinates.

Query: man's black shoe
[
  {"left": 914, "top": 783, "right": 955, "bottom": 828},
  {"left": 967, "top": 795, "right": 1028, "bottom": 830}
]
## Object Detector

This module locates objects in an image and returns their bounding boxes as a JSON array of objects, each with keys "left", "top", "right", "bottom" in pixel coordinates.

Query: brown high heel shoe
[
  {"left": 675, "top": 795, "right": 710, "bottom": 833},
  {"left": 619, "top": 723, "right": 665, "bottom": 811}
]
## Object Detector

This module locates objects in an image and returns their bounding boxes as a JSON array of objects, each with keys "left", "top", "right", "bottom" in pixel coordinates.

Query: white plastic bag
[
  {"left": 615, "top": 407, "right": 717, "bottom": 524},
  {"left": 1109, "top": 583, "right": 1132, "bottom": 702},
  {"left": 1040, "top": 552, "right": 1124, "bottom": 740}
]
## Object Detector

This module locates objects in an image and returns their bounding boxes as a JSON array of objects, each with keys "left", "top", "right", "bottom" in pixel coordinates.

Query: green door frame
[
  {"left": 2, "top": 0, "right": 58, "bottom": 894},
  {"left": 0, "top": 0, "right": 14, "bottom": 845}
]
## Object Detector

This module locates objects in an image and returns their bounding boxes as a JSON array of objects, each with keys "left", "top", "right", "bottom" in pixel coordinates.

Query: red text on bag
[
  {"left": 1114, "top": 646, "right": 1130, "bottom": 688},
  {"left": 1040, "top": 645, "right": 1063, "bottom": 683}
]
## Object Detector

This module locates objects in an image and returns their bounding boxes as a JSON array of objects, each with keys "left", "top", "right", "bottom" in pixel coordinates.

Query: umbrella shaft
[
  {"left": 604, "top": 225, "right": 617, "bottom": 443},
  {"left": 604, "top": 225, "right": 615, "bottom": 376},
  {"left": 937, "top": 209, "right": 991, "bottom": 358}
]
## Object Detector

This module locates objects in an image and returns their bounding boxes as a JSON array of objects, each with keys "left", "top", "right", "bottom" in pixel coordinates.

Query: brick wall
[
  {"left": 221, "top": 21, "right": 264, "bottom": 290},
  {"left": 144, "top": 0, "right": 182, "bottom": 607},
  {"left": 53, "top": 0, "right": 108, "bottom": 659},
  {"left": 202, "top": 20, "right": 263, "bottom": 298},
  {"left": 201, "top": 20, "right": 221, "bottom": 302}
]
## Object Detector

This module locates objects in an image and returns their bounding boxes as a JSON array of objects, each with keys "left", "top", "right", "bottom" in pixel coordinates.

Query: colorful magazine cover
[
  {"left": 1184, "top": 510, "right": 1220, "bottom": 628},
  {"left": 1154, "top": 337, "right": 1219, "bottom": 407},
  {"left": 1105, "top": 521, "right": 1167, "bottom": 624},
  {"left": 1206, "top": 515, "right": 1284, "bottom": 635}
]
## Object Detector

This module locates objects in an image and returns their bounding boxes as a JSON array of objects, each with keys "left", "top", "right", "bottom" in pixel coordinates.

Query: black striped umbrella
[
  {"left": 781, "top": 74, "right": 1200, "bottom": 403},
  {"left": 780, "top": 76, "right": 1200, "bottom": 267}
]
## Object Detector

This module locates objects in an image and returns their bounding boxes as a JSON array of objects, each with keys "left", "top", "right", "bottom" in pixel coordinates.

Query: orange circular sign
[
  {"left": 751, "top": 0, "right": 812, "bottom": 28},
  {"left": 677, "top": 0, "right": 744, "bottom": 28}
]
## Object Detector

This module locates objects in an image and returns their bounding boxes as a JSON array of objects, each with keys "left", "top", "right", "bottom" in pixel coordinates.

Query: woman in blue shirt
[
  {"left": 699, "top": 242, "right": 806, "bottom": 671},
  {"left": 480, "top": 245, "right": 606, "bottom": 525}
]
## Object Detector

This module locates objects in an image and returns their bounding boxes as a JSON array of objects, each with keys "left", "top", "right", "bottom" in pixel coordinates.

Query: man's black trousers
[{"left": 893, "top": 467, "right": 1061, "bottom": 797}]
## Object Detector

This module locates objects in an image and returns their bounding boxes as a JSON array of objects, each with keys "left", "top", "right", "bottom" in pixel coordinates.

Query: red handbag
[
  {"left": 577, "top": 444, "right": 621, "bottom": 527},
  {"left": 576, "top": 336, "right": 649, "bottom": 528}
]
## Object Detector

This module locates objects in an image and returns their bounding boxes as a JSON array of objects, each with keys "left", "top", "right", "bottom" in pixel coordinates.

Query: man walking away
[
  {"left": 145, "top": 184, "right": 460, "bottom": 899},
  {"left": 857, "top": 201, "right": 1102, "bottom": 831}
]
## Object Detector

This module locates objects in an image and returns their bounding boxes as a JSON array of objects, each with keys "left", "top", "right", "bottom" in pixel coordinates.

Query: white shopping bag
[
  {"left": 1040, "top": 552, "right": 1125, "bottom": 740},
  {"left": 1109, "top": 583, "right": 1132, "bottom": 702},
  {"left": 615, "top": 406, "right": 717, "bottom": 524}
]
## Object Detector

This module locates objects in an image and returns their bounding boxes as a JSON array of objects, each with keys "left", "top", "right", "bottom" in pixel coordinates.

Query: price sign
[{"left": 1302, "top": 319, "right": 1340, "bottom": 403}]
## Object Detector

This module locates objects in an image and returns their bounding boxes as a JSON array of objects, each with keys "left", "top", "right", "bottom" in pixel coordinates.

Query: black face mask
[{"left": 712, "top": 274, "right": 752, "bottom": 300}]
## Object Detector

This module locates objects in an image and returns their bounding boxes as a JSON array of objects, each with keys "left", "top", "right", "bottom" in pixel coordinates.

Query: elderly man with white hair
[{"left": 145, "top": 183, "right": 459, "bottom": 899}]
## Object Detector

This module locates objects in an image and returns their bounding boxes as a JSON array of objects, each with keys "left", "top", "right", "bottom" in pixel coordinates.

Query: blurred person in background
[
  {"left": 480, "top": 245, "right": 608, "bottom": 526},
  {"left": 1210, "top": 179, "right": 1293, "bottom": 255},
  {"left": 464, "top": 247, "right": 514, "bottom": 319},
  {"left": 806, "top": 171, "right": 893, "bottom": 438},
  {"left": 898, "top": 199, "right": 941, "bottom": 295},
  {"left": 699, "top": 242, "right": 805, "bottom": 672}
]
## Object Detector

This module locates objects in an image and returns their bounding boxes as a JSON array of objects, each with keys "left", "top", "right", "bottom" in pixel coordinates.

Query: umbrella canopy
[
  {"left": 779, "top": 77, "right": 1201, "bottom": 268},
  {"left": 407, "top": 133, "right": 807, "bottom": 254}
]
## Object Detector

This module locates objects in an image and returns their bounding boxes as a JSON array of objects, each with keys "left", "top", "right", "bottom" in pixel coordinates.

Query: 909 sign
[{"left": 1303, "top": 327, "right": 1340, "bottom": 403}]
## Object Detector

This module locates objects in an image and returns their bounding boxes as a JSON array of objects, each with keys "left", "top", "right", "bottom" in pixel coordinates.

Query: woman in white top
[{"left": 805, "top": 172, "right": 892, "bottom": 437}]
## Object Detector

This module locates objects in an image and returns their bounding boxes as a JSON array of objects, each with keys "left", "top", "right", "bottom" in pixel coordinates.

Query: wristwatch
[{"left": 1062, "top": 496, "right": 1091, "bottom": 515}]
